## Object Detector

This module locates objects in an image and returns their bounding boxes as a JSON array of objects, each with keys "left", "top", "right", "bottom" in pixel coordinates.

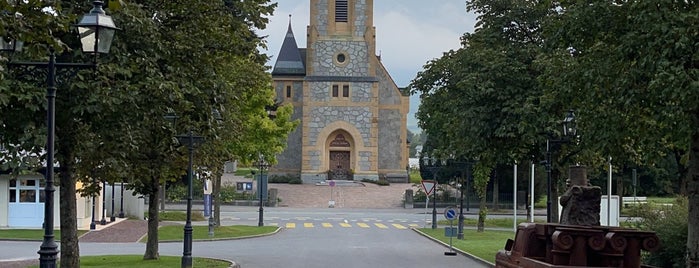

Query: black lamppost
[
  {"left": 110, "top": 184, "right": 115, "bottom": 222},
  {"left": 100, "top": 181, "right": 107, "bottom": 225},
  {"left": 118, "top": 181, "right": 125, "bottom": 218},
  {"left": 177, "top": 130, "right": 204, "bottom": 268},
  {"left": 545, "top": 110, "right": 576, "bottom": 223},
  {"left": 420, "top": 155, "right": 439, "bottom": 229},
  {"left": 457, "top": 161, "right": 473, "bottom": 240},
  {"left": 163, "top": 112, "right": 205, "bottom": 268},
  {"left": 90, "top": 178, "right": 97, "bottom": 230},
  {"left": 256, "top": 154, "right": 269, "bottom": 227},
  {"left": 1, "top": 2, "right": 118, "bottom": 267}
]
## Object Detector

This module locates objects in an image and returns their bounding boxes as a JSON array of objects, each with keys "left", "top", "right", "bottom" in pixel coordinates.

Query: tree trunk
[
  {"left": 143, "top": 175, "right": 160, "bottom": 260},
  {"left": 59, "top": 156, "right": 79, "bottom": 268},
  {"left": 687, "top": 126, "right": 699, "bottom": 268},
  {"left": 676, "top": 149, "right": 689, "bottom": 195},
  {"left": 492, "top": 170, "right": 499, "bottom": 210},
  {"left": 477, "top": 198, "right": 487, "bottom": 232}
]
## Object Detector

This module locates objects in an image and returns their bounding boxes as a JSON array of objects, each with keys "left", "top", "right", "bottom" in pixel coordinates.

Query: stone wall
[
  {"left": 310, "top": 40, "right": 369, "bottom": 77},
  {"left": 378, "top": 109, "right": 402, "bottom": 170}
]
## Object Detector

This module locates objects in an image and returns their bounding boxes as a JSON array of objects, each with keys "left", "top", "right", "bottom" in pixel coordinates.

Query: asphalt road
[{"left": 0, "top": 207, "right": 496, "bottom": 268}]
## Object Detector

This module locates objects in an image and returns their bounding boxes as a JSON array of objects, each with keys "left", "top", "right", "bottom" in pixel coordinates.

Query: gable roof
[{"left": 272, "top": 17, "right": 305, "bottom": 76}]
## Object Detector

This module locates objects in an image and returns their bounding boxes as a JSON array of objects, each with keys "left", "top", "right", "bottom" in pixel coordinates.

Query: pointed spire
[{"left": 273, "top": 14, "right": 305, "bottom": 76}]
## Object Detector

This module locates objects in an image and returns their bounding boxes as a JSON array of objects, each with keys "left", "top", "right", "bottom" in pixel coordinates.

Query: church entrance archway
[{"left": 326, "top": 131, "right": 354, "bottom": 180}]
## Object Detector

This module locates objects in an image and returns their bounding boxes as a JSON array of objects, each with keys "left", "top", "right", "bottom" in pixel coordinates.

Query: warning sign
[{"left": 421, "top": 180, "right": 436, "bottom": 195}]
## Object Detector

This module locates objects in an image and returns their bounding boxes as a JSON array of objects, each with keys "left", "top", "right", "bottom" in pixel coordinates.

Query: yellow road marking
[
  {"left": 322, "top": 223, "right": 333, "bottom": 228},
  {"left": 374, "top": 223, "right": 388, "bottom": 229},
  {"left": 304, "top": 223, "right": 314, "bottom": 228},
  {"left": 408, "top": 224, "right": 420, "bottom": 228},
  {"left": 392, "top": 224, "right": 407, "bottom": 229},
  {"left": 357, "top": 223, "right": 370, "bottom": 228},
  {"left": 269, "top": 223, "right": 279, "bottom": 227},
  {"left": 286, "top": 223, "right": 296, "bottom": 229},
  {"left": 339, "top": 222, "right": 352, "bottom": 228}
]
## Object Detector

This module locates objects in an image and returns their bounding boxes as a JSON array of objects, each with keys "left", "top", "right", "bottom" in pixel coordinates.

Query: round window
[{"left": 336, "top": 53, "right": 346, "bottom": 63}]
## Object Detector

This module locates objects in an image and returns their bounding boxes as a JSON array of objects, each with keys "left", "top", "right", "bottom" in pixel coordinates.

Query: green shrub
[
  {"left": 218, "top": 184, "right": 253, "bottom": 202},
  {"left": 360, "top": 178, "right": 390, "bottom": 186},
  {"left": 269, "top": 175, "right": 302, "bottom": 184},
  {"left": 166, "top": 184, "right": 187, "bottom": 202},
  {"left": 627, "top": 196, "right": 687, "bottom": 268},
  {"left": 409, "top": 170, "right": 422, "bottom": 184},
  {"left": 376, "top": 179, "right": 390, "bottom": 186}
]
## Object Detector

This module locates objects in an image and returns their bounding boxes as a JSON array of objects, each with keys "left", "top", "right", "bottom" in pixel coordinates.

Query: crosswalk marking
[
  {"left": 278, "top": 221, "right": 414, "bottom": 230},
  {"left": 391, "top": 224, "right": 407, "bottom": 229}
]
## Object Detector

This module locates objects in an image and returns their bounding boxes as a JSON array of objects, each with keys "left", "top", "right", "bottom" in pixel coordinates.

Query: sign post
[
  {"left": 328, "top": 180, "right": 336, "bottom": 208},
  {"left": 421, "top": 180, "right": 436, "bottom": 227},
  {"left": 443, "top": 206, "right": 458, "bottom": 256},
  {"left": 203, "top": 179, "right": 214, "bottom": 237}
]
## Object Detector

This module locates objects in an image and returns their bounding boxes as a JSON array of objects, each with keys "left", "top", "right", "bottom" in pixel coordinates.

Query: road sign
[
  {"left": 444, "top": 226, "right": 457, "bottom": 237},
  {"left": 421, "top": 180, "right": 436, "bottom": 195},
  {"left": 329, "top": 180, "right": 336, "bottom": 187},
  {"left": 444, "top": 207, "right": 457, "bottom": 221}
]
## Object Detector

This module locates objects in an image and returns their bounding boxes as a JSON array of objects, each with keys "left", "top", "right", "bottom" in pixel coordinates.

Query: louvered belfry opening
[{"left": 335, "top": 0, "right": 348, "bottom": 22}]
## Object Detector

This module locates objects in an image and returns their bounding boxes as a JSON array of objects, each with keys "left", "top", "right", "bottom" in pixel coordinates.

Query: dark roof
[{"left": 272, "top": 20, "right": 306, "bottom": 76}]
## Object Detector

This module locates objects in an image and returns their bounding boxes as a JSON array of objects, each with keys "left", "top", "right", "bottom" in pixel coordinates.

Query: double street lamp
[
  {"left": 255, "top": 154, "right": 269, "bottom": 227},
  {"left": 164, "top": 110, "right": 205, "bottom": 268},
  {"left": 176, "top": 130, "right": 204, "bottom": 268},
  {"left": 544, "top": 110, "right": 577, "bottom": 223},
  {"left": 1, "top": 2, "right": 118, "bottom": 267},
  {"left": 420, "top": 155, "right": 440, "bottom": 229}
]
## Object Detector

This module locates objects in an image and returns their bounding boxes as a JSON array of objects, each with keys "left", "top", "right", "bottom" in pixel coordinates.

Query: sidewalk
[{"left": 79, "top": 218, "right": 148, "bottom": 243}]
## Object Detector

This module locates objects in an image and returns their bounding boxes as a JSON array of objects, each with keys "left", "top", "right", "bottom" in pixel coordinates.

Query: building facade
[{"left": 271, "top": 0, "right": 410, "bottom": 183}]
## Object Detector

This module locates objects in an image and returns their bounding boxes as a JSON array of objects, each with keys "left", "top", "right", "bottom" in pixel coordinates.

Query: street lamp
[
  {"left": 1, "top": 2, "right": 118, "bottom": 267},
  {"left": 544, "top": 110, "right": 576, "bottom": 223},
  {"left": 164, "top": 112, "right": 205, "bottom": 268},
  {"left": 177, "top": 130, "right": 204, "bottom": 268},
  {"left": 110, "top": 184, "right": 115, "bottom": 222},
  {"left": 118, "top": 181, "right": 125, "bottom": 218},
  {"left": 255, "top": 154, "right": 270, "bottom": 227},
  {"left": 90, "top": 178, "right": 97, "bottom": 230},
  {"left": 420, "top": 155, "right": 439, "bottom": 229},
  {"left": 455, "top": 160, "right": 473, "bottom": 240},
  {"left": 100, "top": 181, "right": 107, "bottom": 225}
]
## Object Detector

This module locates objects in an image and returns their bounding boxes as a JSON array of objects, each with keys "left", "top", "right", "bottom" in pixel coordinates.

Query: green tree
[
  {"left": 539, "top": 1, "right": 698, "bottom": 265},
  {"left": 410, "top": 0, "right": 562, "bottom": 228},
  {"left": 1, "top": 0, "right": 283, "bottom": 265}
]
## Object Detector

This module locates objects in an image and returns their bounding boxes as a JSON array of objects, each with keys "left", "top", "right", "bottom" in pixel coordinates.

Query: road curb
[{"left": 411, "top": 228, "right": 495, "bottom": 268}]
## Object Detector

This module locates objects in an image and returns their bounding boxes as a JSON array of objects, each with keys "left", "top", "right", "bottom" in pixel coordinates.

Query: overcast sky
[{"left": 258, "top": 1, "right": 478, "bottom": 133}]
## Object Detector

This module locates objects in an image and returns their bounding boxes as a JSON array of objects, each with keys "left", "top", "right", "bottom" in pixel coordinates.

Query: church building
[{"left": 270, "top": 0, "right": 410, "bottom": 183}]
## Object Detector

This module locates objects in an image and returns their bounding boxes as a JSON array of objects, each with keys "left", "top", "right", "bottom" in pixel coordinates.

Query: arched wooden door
[{"left": 327, "top": 133, "right": 352, "bottom": 180}]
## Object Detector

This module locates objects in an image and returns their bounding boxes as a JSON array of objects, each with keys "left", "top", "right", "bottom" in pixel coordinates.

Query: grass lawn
[
  {"left": 28, "top": 255, "right": 229, "bottom": 268},
  {"left": 234, "top": 167, "right": 254, "bottom": 178},
  {"left": 437, "top": 218, "right": 543, "bottom": 228},
  {"left": 148, "top": 225, "right": 278, "bottom": 242},
  {"left": 418, "top": 228, "right": 512, "bottom": 264},
  {"left": 159, "top": 211, "right": 206, "bottom": 221},
  {"left": 0, "top": 229, "right": 88, "bottom": 241}
]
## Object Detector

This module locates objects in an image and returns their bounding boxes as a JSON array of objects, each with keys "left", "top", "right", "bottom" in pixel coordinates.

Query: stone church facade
[{"left": 270, "top": 0, "right": 410, "bottom": 183}]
